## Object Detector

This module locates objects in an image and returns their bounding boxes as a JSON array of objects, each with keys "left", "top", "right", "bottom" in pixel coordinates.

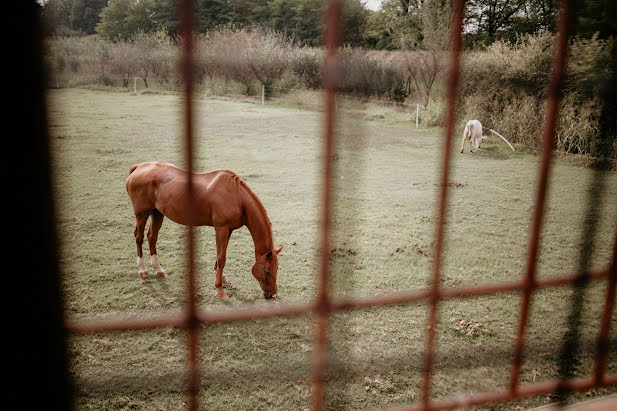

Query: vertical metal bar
[
  {"left": 594, "top": 229, "right": 617, "bottom": 385},
  {"left": 25, "top": 2, "right": 73, "bottom": 408},
  {"left": 312, "top": 1, "right": 341, "bottom": 410},
  {"left": 510, "top": 0, "right": 573, "bottom": 394},
  {"left": 421, "top": 0, "right": 465, "bottom": 407},
  {"left": 179, "top": 0, "right": 199, "bottom": 410}
]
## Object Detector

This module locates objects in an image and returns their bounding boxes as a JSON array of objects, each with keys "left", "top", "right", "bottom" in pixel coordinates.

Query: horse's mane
[{"left": 223, "top": 171, "right": 273, "bottom": 240}]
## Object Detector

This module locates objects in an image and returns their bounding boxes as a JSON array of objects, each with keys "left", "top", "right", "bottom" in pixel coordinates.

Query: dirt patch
[{"left": 435, "top": 182, "right": 465, "bottom": 188}]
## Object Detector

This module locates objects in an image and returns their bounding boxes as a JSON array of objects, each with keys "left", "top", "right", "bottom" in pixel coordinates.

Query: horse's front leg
[
  {"left": 214, "top": 226, "right": 231, "bottom": 300},
  {"left": 213, "top": 261, "right": 229, "bottom": 284},
  {"left": 214, "top": 229, "right": 233, "bottom": 283}
]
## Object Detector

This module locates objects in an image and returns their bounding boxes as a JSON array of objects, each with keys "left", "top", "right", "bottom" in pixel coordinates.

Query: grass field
[{"left": 48, "top": 88, "right": 617, "bottom": 410}]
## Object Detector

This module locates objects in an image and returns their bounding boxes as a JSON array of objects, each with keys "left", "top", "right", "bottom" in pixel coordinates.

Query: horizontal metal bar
[
  {"left": 65, "top": 268, "right": 609, "bottom": 334},
  {"left": 330, "top": 268, "right": 609, "bottom": 311},
  {"left": 65, "top": 311, "right": 187, "bottom": 334},
  {"left": 384, "top": 374, "right": 617, "bottom": 411}
]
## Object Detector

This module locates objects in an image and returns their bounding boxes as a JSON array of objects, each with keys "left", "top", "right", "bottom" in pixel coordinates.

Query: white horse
[{"left": 460, "top": 120, "right": 484, "bottom": 153}]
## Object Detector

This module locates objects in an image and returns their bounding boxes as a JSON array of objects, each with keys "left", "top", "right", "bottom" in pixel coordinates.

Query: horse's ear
[{"left": 275, "top": 245, "right": 283, "bottom": 255}]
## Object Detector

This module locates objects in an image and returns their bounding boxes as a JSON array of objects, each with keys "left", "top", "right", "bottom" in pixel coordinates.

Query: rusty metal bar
[
  {"left": 384, "top": 374, "right": 617, "bottom": 411},
  {"left": 65, "top": 267, "right": 610, "bottom": 334},
  {"left": 58, "top": 0, "right": 617, "bottom": 408},
  {"left": 312, "top": 1, "right": 341, "bottom": 409},
  {"left": 331, "top": 268, "right": 610, "bottom": 311},
  {"left": 421, "top": 0, "right": 466, "bottom": 406},
  {"left": 594, "top": 229, "right": 617, "bottom": 385},
  {"left": 178, "top": 0, "right": 199, "bottom": 409},
  {"left": 510, "top": 0, "right": 573, "bottom": 394}
]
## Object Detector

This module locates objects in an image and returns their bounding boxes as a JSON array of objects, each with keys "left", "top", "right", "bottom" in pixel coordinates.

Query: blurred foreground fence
[{"left": 29, "top": 0, "right": 617, "bottom": 409}]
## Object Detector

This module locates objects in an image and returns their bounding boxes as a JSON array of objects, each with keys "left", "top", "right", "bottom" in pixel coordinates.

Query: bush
[
  {"left": 131, "top": 30, "right": 176, "bottom": 88},
  {"left": 55, "top": 54, "right": 66, "bottom": 72},
  {"left": 460, "top": 32, "right": 553, "bottom": 98},
  {"left": 458, "top": 31, "right": 611, "bottom": 156},
  {"left": 207, "top": 29, "right": 258, "bottom": 94},
  {"left": 82, "top": 37, "right": 114, "bottom": 86},
  {"left": 339, "top": 48, "right": 409, "bottom": 102},
  {"left": 292, "top": 47, "right": 323, "bottom": 89}
]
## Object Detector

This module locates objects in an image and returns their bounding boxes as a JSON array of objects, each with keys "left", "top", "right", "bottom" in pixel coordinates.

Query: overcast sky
[{"left": 364, "top": 0, "right": 383, "bottom": 11}]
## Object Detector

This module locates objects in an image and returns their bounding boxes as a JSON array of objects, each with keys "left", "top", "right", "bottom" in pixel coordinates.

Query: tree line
[
  {"left": 41, "top": 0, "right": 616, "bottom": 159},
  {"left": 39, "top": 0, "right": 615, "bottom": 50}
]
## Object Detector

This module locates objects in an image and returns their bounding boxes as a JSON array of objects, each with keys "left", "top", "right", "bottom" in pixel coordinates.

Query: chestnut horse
[{"left": 126, "top": 161, "right": 282, "bottom": 300}]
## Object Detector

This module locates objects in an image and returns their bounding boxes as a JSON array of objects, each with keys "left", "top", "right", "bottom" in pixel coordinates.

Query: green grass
[{"left": 49, "top": 88, "right": 617, "bottom": 410}]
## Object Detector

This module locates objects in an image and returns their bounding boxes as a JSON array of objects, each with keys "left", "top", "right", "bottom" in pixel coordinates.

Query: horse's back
[
  {"left": 126, "top": 163, "right": 246, "bottom": 227},
  {"left": 466, "top": 120, "right": 482, "bottom": 137}
]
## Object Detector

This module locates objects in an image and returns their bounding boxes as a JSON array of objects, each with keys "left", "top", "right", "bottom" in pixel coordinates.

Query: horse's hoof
[
  {"left": 157, "top": 270, "right": 167, "bottom": 278},
  {"left": 216, "top": 292, "right": 230, "bottom": 301},
  {"left": 139, "top": 271, "right": 149, "bottom": 279}
]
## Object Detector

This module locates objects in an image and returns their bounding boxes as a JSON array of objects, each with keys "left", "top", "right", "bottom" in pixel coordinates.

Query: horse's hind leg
[
  {"left": 147, "top": 209, "right": 167, "bottom": 277},
  {"left": 134, "top": 211, "right": 150, "bottom": 279}
]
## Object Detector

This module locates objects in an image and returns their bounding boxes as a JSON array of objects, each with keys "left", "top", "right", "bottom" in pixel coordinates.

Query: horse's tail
[{"left": 464, "top": 123, "right": 471, "bottom": 140}]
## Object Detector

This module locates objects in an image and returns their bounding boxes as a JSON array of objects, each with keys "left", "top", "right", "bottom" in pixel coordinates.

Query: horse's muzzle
[{"left": 264, "top": 291, "right": 277, "bottom": 299}]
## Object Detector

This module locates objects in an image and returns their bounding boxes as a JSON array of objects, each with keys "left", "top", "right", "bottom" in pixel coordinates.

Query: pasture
[{"left": 49, "top": 88, "right": 617, "bottom": 409}]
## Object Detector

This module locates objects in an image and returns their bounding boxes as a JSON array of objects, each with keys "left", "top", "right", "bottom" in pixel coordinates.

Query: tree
[
  {"left": 109, "top": 41, "right": 139, "bottom": 87},
  {"left": 341, "top": 0, "right": 369, "bottom": 47},
  {"left": 524, "top": 0, "right": 558, "bottom": 32},
  {"left": 466, "top": 0, "right": 527, "bottom": 45},
  {"left": 572, "top": 0, "right": 617, "bottom": 39},
  {"left": 363, "top": 0, "right": 422, "bottom": 50},
  {"left": 404, "top": 50, "right": 442, "bottom": 106},
  {"left": 196, "top": 0, "right": 235, "bottom": 32},
  {"left": 131, "top": 30, "right": 174, "bottom": 87},
  {"left": 39, "top": 0, "right": 72, "bottom": 36},
  {"left": 420, "top": 0, "right": 451, "bottom": 50},
  {"left": 267, "top": 0, "right": 323, "bottom": 46},
  {"left": 69, "top": 0, "right": 108, "bottom": 34},
  {"left": 96, "top": 0, "right": 179, "bottom": 40},
  {"left": 148, "top": 0, "right": 178, "bottom": 37}
]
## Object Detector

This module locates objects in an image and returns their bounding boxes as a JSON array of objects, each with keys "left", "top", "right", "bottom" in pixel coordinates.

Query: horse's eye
[{"left": 265, "top": 269, "right": 271, "bottom": 276}]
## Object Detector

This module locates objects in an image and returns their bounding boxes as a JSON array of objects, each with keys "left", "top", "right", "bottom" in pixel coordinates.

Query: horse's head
[{"left": 252, "top": 245, "right": 283, "bottom": 299}]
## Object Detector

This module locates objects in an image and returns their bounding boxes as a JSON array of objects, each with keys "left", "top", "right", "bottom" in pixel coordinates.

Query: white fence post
[
  {"left": 134, "top": 77, "right": 137, "bottom": 93},
  {"left": 262, "top": 85, "right": 265, "bottom": 105},
  {"left": 416, "top": 104, "right": 419, "bottom": 128}
]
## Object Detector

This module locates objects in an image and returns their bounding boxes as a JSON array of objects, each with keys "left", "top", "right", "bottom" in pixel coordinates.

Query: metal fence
[{"left": 57, "top": 0, "right": 617, "bottom": 410}]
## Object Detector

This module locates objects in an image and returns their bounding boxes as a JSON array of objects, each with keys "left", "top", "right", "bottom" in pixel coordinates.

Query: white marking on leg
[
  {"left": 137, "top": 256, "right": 148, "bottom": 278},
  {"left": 151, "top": 254, "right": 166, "bottom": 277}
]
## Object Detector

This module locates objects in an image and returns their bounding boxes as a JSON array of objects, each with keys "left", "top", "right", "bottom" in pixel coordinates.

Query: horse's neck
[{"left": 243, "top": 189, "right": 273, "bottom": 256}]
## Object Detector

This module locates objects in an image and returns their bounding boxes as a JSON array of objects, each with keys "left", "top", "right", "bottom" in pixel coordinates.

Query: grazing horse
[
  {"left": 126, "top": 161, "right": 282, "bottom": 300},
  {"left": 460, "top": 119, "right": 484, "bottom": 153}
]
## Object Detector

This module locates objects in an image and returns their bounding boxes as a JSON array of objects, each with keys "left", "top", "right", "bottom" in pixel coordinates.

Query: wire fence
[{"left": 58, "top": 0, "right": 617, "bottom": 410}]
